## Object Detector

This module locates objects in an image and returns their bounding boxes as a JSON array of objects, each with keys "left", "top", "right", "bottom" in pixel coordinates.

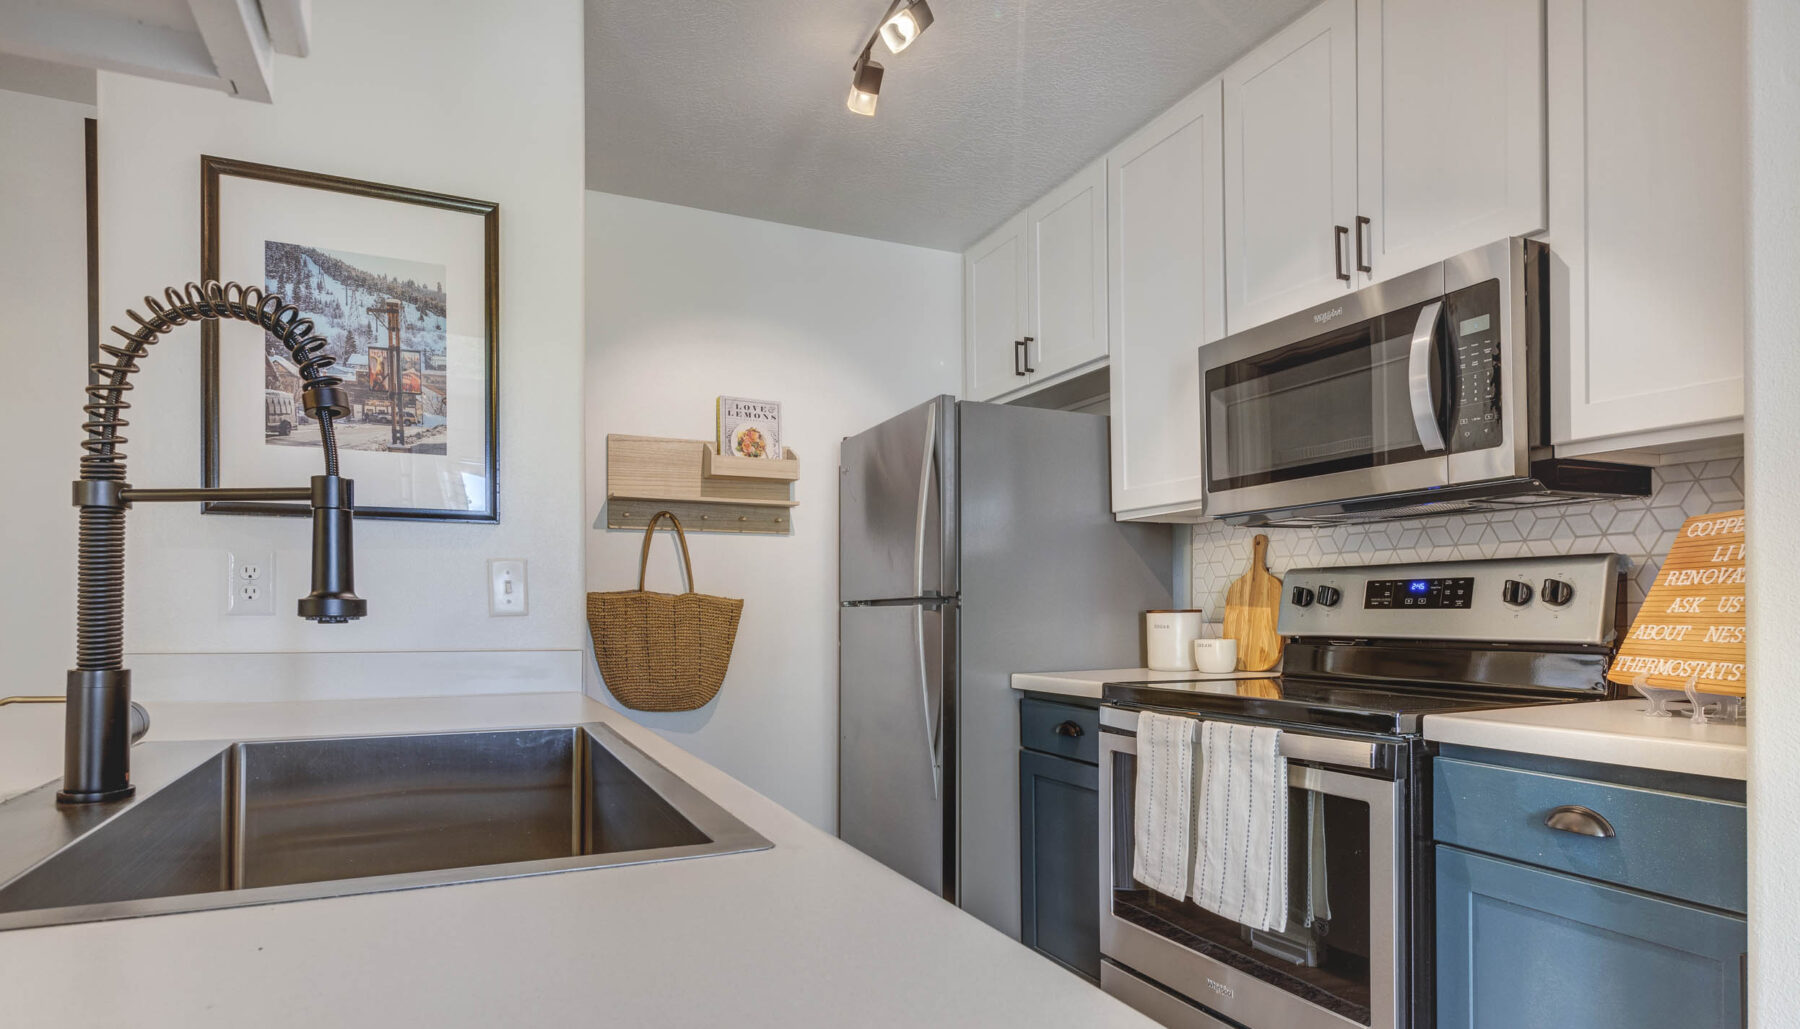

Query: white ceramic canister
[{"left": 1145, "top": 609, "right": 1206, "bottom": 671}]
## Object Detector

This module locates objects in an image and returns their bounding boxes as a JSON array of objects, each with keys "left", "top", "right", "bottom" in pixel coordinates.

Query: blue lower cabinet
[
  {"left": 1019, "top": 747, "right": 1100, "bottom": 981},
  {"left": 1436, "top": 845, "right": 1746, "bottom": 1029}
]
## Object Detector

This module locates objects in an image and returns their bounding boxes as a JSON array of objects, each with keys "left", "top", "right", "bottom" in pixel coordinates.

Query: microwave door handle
[{"left": 1408, "top": 300, "right": 1447, "bottom": 453}]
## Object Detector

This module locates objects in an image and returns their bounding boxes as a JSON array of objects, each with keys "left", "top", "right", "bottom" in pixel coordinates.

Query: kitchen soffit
[{"left": 585, "top": 0, "right": 1312, "bottom": 252}]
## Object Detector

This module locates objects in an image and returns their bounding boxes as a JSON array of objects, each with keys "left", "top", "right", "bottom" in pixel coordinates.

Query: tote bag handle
[{"left": 638, "top": 510, "right": 696, "bottom": 593}]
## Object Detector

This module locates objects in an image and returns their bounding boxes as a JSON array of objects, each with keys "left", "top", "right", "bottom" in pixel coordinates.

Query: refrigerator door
[
  {"left": 839, "top": 395, "right": 955, "bottom": 603},
  {"left": 953, "top": 402, "right": 1176, "bottom": 939},
  {"left": 838, "top": 600, "right": 956, "bottom": 898}
]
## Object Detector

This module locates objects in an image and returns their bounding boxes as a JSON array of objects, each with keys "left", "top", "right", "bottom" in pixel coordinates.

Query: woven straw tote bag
[{"left": 587, "top": 511, "right": 744, "bottom": 712}]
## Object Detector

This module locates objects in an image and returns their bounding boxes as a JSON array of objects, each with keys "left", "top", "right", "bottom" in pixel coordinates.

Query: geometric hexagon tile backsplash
[{"left": 1189, "top": 458, "right": 1743, "bottom": 622}]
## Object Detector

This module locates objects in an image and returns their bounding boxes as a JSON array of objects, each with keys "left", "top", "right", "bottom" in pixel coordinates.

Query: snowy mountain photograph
[{"left": 263, "top": 241, "right": 450, "bottom": 455}]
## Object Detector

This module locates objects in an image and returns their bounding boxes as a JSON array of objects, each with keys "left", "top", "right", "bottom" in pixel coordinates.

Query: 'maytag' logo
[
  {"left": 1206, "top": 979, "right": 1235, "bottom": 999},
  {"left": 1313, "top": 306, "right": 1345, "bottom": 325}
]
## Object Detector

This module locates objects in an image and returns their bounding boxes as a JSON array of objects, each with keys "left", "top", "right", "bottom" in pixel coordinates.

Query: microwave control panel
[{"left": 1446, "top": 279, "right": 1503, "bottom": 453}]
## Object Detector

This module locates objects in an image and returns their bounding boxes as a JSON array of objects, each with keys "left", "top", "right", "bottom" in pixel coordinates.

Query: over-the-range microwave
[{"left": 1199, "top": 238, "right": 1649, "bottom": 526}]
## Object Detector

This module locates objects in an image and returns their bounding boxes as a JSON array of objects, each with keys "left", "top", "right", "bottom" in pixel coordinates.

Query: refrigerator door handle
[
  {"left": 916, "top": 604, "right": 943, "bottom": 799},
  {"left": 912, "top": 400, "right": 937, "bottom": 598}
]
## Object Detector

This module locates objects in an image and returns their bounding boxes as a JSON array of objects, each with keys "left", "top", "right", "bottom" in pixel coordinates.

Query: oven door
[
  {"left": 1200, "top": 239, "right": 1528, "bottom": 521},
  {"left": 1098, "top": 717, "right": 1402, "bottom": 1029}
]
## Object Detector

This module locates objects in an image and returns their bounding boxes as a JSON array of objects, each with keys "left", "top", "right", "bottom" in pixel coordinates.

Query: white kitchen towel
[
  {"left": 1192, "top": 720, "right": 1289, "bottom": 932},
  {"left": 1132, "top": 711, "right": 1199, "bottom": 901}
]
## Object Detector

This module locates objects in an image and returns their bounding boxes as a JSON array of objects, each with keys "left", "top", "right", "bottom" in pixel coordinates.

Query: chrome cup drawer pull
[{"left": 1544, "top": 804, "right": 1616, "bottom": 838}]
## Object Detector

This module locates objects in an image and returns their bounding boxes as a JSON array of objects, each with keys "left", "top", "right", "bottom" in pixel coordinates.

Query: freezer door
[
  {"left": 838, "top": 601, "right": 954, "bottom": 898},
  {"left": 839, "top": 395, "right": 953, "bottom": 602}
]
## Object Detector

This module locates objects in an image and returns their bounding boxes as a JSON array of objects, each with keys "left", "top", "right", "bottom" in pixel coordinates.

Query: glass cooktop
[{"left": 1100, "top": 675, "right": 1590, "bottom": 736}]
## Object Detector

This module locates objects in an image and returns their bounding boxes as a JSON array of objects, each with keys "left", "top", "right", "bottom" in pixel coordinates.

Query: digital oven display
[{"left": 1367, "top": 577, "right": 1475, "bottom": 609}]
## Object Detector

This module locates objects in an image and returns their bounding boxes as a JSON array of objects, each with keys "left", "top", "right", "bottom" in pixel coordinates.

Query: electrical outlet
[
  {"left": 488, "top": 559, "right": 527, "bottom": 616},
  {"left": 227, "top": 549, "right": 275, "bottom": 615}
]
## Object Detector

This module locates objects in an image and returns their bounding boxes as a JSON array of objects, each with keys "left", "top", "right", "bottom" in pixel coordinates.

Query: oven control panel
[
  {"left": 1365, "top": 577, "right": 1474, "bottom": 610},
  {"left": 1278, "top": 554, "right": 1623, "bottom": 646}
]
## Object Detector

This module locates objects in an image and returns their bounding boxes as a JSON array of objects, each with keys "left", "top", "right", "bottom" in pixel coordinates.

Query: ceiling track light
[
  {"left": 845, "top": 0, "right": 933, "bottom": 116},
  {"left": 879, "top": 0, "right": 934, "bottom": 54},
  {"left": 847, "top": 52, "right": 884, "bottom": 116}
]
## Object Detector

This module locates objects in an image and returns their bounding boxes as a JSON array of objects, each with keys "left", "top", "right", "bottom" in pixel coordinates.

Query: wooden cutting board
[{"left": 1223, "top": 534, "right": 1284, "bottom": 672}]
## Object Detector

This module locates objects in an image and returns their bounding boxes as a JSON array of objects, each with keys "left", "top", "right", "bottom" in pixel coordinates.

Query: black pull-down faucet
[{"left": 62, "top": 281, "right": 366, "bottom": 804}]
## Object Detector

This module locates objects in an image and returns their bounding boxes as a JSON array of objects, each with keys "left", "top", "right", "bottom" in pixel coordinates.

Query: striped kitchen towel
[
  {"left": 1132, "top": 711, "right": 1199, "bottom": 901},
  {"left": 1192, "top": 720, "right": 1289, "bottom": 932}
]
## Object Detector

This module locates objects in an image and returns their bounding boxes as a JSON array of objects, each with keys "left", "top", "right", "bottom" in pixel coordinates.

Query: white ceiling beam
[
  {"left": 260, "top": 0, "right": 312, "bottom": 58},
  {"left": 186, "top": 0, "right": 275, "bottom": 102},
  {"left": 0, "top": 3, "right": 220, "bottom": 92}
]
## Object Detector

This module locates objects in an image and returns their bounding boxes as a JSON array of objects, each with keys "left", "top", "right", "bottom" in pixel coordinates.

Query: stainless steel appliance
[
  {"left": 1098, "top": 554, "right": 1626, "bottom": 1029},
  {"left": 1199, "top": 238, "right": 1649, "bottom": 526},
  {"left": 838, "top": 396, "right": 1174, "bottom": 937}
]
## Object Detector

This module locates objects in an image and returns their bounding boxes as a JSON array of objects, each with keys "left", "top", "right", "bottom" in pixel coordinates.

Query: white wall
[
  {"left": 585, "top": 192, "right": 961, "bottom": 829},
  {"left": 1746, "top": 0, "right": 1800, "bottom": 1018},
  {"left": 0, "top": 88, "right": 92, "bottom": 696},
  {"left": 87, "top": 0, "right": 587, "bottom": 700}
]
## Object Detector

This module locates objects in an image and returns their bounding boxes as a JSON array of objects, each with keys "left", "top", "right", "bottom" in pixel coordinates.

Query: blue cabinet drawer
[
  {"left": 1433, "top": 757, "right": 1746, "bottom": 914},
  {"left": 1019, "top": 697, "right": 1098, "bottom": 765},
  {"left": 1436, "top": 846, "right": 1746, "bottom": 1029}
]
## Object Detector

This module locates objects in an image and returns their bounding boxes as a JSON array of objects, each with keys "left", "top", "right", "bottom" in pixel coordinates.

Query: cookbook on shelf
[{"left": 716, "top": 396, "right": 782, "bottom": 460}]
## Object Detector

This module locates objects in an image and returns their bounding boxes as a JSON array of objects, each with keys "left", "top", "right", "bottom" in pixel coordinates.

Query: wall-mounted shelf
[
  {"left": 703, "top": 445, "right": 800, "bottom": 481},
  {"left": 606, "top": 434, "right": 798, "bottom": 535}
]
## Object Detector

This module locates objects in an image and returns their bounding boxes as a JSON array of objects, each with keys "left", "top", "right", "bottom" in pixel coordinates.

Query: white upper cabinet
[
  {"left": 1545, "top": 0, "right": 1746, "bottom": 447},
  {"left": 1222, "top": 0, "right": 1358, "bottom": 334},
  {"left": 1354, "top": 0, "right": 1545, "bottom": 284},
  {"left": 964, "top": 212, "right": 1030, "bottom": 401},
  {"left": 1108, "top": 80, "right": 1225, "bottom": 520},
  {"left": 1026, "top": 159, "right": 1109, "bottom": 382}
]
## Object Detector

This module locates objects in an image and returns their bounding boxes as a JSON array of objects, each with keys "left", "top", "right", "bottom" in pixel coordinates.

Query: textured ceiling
[{"left": 586, "top": 0, "right": 1313, "bottom": 251}]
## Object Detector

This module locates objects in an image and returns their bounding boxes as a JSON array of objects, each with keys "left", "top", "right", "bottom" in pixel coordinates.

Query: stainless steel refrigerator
[{"left": 838, "top": 396, "right": 1173, "bottom": 938}]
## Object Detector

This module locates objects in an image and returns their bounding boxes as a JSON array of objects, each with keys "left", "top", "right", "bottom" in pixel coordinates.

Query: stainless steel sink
[{"left": 0, "top": 723, "right": 770, "bottom": 931}]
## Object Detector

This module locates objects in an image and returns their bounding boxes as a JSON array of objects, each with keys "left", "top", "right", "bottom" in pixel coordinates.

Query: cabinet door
[
  {"left": 1019, "top": 749, "right": 1100, "bottom": 981},
  {"left": 965, "top": 212, "right": 1030, "bottom": 401},
  {"left": 1107, "top": 80, "right": 1223, "bottom": 519},
  {"left": 1222, "top": 0, "right": 1357, "bottom": 334},
  {"left": 1546, "top": 0, "right": 1746, "bottom": 446},
  {"left": 1027, "top": 160, "right": 1108, "bottom": 380},
  {"left": 1355, "top": 0, "right": 1544, "bottom": 284},
  {"left": 1437, "top": 846, "right": 1746, "bottom": 1029}
]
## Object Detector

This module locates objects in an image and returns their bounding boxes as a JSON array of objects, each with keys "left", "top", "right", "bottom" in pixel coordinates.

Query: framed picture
[{"left": 200, "top": 155, "right": 499, "bottom": 522}]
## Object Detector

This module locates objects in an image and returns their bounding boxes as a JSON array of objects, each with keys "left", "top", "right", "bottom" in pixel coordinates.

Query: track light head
[
  {"left": 879, "top": 0, "right": 934, "bottom": 54},
  {"left": 847, "top": 55, "right": 883, "bottom": 116}
]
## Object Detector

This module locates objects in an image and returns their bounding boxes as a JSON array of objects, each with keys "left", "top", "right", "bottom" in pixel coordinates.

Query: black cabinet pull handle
[
  {"left": 1355, "top": 215, "right": 1372, "bottom": 274},
  {"left": 1052, "top": 720, "right": 1084, "bottom": 738},
  {"left": 1022, "top": 336, "right": 1036, "bottom": 374},
  {"left": 1544, "top": 804, "right": 1615, "bottom": 838},
  {"left": 1013, "top": 339, "right": 1026, "bottom": 376},
  {"left": 1334, "top": 225, "right": 1351, "bottom": 282}
]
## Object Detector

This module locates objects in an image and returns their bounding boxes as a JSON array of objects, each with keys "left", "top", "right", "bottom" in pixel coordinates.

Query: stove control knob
[
  {"left": 1542, "top": 579, "right": 1575, "bottom": 607},
  {"left": 1316, "top": 585, "right": 1342, "bottom": 607},
  {"left": 1502, "top": 579, "right": 1534, "bottom": 606},
  {"left": 1291, "top": 586, "right": 1316, "bottom": 608}
]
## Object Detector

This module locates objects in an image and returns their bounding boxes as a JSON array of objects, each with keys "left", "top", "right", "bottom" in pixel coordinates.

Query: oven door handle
[
  {"left": 1098, "top": 707, "right": 1378, "bottom": 770},
  {"left": 1407, "top": 300, "right": 1447, "bottom": 454}
]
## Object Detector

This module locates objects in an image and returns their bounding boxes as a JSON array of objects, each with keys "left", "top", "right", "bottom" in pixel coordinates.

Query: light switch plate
[
  {"left": 488, "top": 559, "right": 528, "bottom": 616},
  {"left": 227, "top": 549, "right": 275, "bottom": 615}
]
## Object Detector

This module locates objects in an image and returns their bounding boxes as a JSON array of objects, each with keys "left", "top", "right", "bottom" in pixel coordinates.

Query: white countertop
[
  {"left": 0, "top": 692, "right": 1151, "bottom": 1028},
  {"left": 1011, "top": 667, "right": 1279, "bottom": 701},
  {"left": 1423, "top": 698, "right": 1747, "bottom": 780}
]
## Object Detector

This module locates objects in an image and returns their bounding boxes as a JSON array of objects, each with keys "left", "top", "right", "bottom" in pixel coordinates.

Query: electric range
[{"left": 1097, "top": 553, "right": 1627, "bottom": 1029}]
